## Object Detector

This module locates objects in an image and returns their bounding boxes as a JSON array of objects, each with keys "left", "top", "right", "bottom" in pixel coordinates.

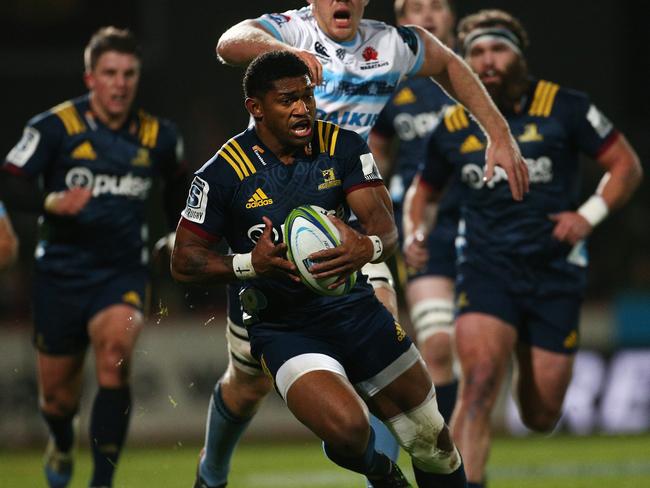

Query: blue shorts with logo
[
  {"left": 248, "top": 295, "right": 413, "bottom": 387},
  {"left": 455, "top": 262, "right": 582, "bottom": 354},
  {"left": 33, "top": 269, "right": 148, "bottom": 355}
]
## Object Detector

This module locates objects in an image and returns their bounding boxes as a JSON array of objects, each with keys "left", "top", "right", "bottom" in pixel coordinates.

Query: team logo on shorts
[
  {"left": 395, "top": 322, "right": 406, "bottom": 342},
  {"left": 563, "top": 330, "right": 578, "bottom": 349},
  {"left": 456, "top": 291, "right": 470, "bottom": 309},
  {"left": 122, "top": 290, "right": 142, "bottom": 308}
]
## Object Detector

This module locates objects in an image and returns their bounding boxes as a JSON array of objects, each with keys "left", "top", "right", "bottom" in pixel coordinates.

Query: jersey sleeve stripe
[
  {"left": 541, "top": 83, "right": 560, "bottom": 117},
  {"left": 179, "top": 217, "right": 220, "bottom": 242},
  {"left": 218, "top": 149, "right": 244, "bottom": 180},
  {"left": 230, "top": 139, "right": 256, "bottom": 174},
  {"left": 317, "top": 120, "right": 326, "bottom": 152},
  {"left": 257, "top": 18, "right": 283, "bottom": 41},
  {"left": 54, "top": 102, "right": 85, "bottom": 135},
  {"left": 329, "top": 125, "right": 340, "bottom": 156},
  {"left": 223, "top": 143, "right": 250, "bottom": 178}
]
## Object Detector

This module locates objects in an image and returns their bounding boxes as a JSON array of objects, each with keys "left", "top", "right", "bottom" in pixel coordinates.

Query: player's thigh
[
  {"left": 37, "top": 351, "right": 86, "bottom": 411},
  {"left": 515, "top": 343, "right": 575, "bottom": 415},
  {"left": 406, "top": 275, "right": 454, "bottom": 306}
]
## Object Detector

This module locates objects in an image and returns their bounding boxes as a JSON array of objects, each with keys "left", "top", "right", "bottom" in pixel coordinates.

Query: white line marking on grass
[{"left": 490, "top": 461, "right": 650, "bottom": 479}]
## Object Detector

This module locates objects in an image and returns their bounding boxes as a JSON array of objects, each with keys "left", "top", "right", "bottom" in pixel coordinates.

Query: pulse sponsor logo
[{"left": 64, "top": 167, "right": 151, "bottom": 198}]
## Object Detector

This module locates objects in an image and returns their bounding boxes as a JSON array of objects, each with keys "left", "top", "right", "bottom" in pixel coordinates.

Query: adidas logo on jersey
[
  {"left": 246, "top": 188, "right": 273, "bottom": 209},
  {"left": 393, "top": 87, "right": 416, "bottom": 105},
  {"left": 460, "top": 135, "right": 485, "bottom": 154},
  {"left": 71, "top": 141, "right": 97, "bottom": 160}
]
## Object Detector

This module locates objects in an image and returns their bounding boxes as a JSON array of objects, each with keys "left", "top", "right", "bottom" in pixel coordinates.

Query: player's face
[
  {"left": 310, "top": 0, "right": 367, "bottom": 42},
  {"left": 260, "top": 75, "right": 316, "bottom": 148},
  {"left": 466, "top": 39, "right": 521, "bottom": 94},
  {"left": 399, "top": 0, "right": 454, "bottom": 46},
  {"left": 84, "top": 51, "right": 140, "bottom": 123}
]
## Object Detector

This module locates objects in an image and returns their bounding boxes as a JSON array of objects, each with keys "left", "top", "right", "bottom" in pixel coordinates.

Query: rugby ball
[{"left": 283, "top": 205, "right": 356, "bottom": 296}]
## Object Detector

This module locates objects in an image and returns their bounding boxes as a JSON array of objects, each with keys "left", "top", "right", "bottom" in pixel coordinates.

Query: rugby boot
[
  {"left": 368, "top": 461, "right": 413, "bottom": 488},
  {"left": 193, "top": 448, "right": 226, "bottom": 488},
  {"left": 43, "top": 437, "right": 73, "bottom": 488}
]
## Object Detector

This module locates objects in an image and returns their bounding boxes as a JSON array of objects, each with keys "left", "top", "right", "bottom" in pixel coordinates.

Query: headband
[{"left": 463, "top": 27, "right": 522, "bottom": 55}]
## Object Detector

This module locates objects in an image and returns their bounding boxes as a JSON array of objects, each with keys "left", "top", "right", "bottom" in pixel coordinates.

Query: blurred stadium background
[{"left": 0, "top": 0, "right": 648, "bottom": 486}]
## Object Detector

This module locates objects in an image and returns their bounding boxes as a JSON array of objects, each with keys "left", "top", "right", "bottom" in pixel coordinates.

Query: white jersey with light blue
[{"left": 258, "top": 6, "right": 424, "bottom": 140}]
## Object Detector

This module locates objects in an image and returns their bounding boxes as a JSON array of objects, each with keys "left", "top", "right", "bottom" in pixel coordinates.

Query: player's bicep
[
  {"left": 346, "top": 184, "right": 394, "bottom": 234},
  {"left": 4, "top": 119, "right": 61, "bottom": 178},
  {"left": 408, "top": 25, "right": 455, "bottom": 78}
]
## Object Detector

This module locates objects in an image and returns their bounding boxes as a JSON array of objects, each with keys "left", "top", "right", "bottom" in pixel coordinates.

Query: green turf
[{"left": 1, "top": 434, "right": 649, "bottom": 487}]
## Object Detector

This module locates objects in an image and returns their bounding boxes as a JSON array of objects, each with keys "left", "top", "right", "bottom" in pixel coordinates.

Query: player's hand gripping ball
[{"left": 283, "top": 205, "right": 356, "bottom": 296}]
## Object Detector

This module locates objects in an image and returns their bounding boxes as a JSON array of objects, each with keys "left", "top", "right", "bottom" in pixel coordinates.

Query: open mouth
[
  {"left": 333, "top": 9, "right": 352, "bottom": 28},
  {"left": 290, "top": 119, "right": 312, "bottom": 138}
]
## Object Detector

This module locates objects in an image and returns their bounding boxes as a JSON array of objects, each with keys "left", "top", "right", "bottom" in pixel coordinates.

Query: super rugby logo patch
[{"left": 182, "top": 176, "right": 209, "bottom": 223}]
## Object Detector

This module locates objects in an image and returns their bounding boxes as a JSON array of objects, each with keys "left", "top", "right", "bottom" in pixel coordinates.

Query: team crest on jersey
[
  {"left": 460, "top": 135, "right": 485, "bottom": 154},
  {"left": 246, "top": 188, "right": 273, "bottom": 208},
  {"left": 71, "top": 141, "right": 97, "bottom": 160},
  {"left": 362, "top": 46, "right": 378, "bottom": 61},
  {"left": 131, "top": 148, "right": 151, "bottom": 167},
  {"left": 182, "top": 176, "right": 209, "bottom": 223},
  {"left": 318, "top": 168, "right": 341, "bottom": 190},
  {"left": 336, "top": 48, "right": 346, "bottom": 60},
  {"left": 518, "top": 124, "right": 544, "bottom": 143}
]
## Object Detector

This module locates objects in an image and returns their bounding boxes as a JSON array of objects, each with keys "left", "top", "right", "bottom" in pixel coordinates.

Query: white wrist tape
[
  {"left": 232, "top": 252, "right": 257, "bottom": 279},
  {"left": 577, "top": 195, "right": 609, "bottom": 227},
  {"left": 368, "top": 235, "right": 383, "bottom": 263}
]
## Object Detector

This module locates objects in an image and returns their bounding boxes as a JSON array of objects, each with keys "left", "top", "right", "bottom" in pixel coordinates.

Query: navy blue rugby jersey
[
  {"left": 179, "top": 121, "right": 385, "bottom": 327},
  {"left": 3, "top": 95, "right": 183, "bottom": 280},
  {"left": 421, "top": 79, "right": 619, "bottom": 294},
  {"left": 372, "top": 77, "right": 462, "bottom": 240}
]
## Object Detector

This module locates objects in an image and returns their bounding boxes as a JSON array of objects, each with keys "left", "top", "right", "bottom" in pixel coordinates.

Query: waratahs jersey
[
  {"left": 257, "top": 6, "right": 424, "bottom": 140},
  {"left": 179, "top": 121, "right": 385, "bottom": 328},
  {"left": 421, "top": 79, "right": 619, "bottom": 295},
  {"left": 372, "top": 77, "right": 461, "bottom": 244},
  {"left": 3, "top": 95, "right": 183, "bottom": 283}
]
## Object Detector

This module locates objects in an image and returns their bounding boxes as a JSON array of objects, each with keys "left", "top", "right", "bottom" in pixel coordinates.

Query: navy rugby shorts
[
  {"left": 248, "top": 295, "right": 415, "bottom": 396},
  {"left": 455, "top": 262, "right": 582, "bottom": 354},
  {"left": 32, "top": 269, "right": 148, "bottom": 355}
]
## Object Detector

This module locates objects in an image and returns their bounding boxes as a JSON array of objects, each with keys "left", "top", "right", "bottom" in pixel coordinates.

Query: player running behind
[
  {"left": 403, "top": 10, "right": 642, "bottom": 488},
  {"left": 369, "top": 0, "right": 460, "bottom": 424},
  {"left": 1, "top": 27, "right": 188, "bottom": 488}
]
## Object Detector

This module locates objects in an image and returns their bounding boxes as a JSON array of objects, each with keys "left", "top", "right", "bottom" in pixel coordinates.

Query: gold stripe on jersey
[
  {"left": 317, "top": 121, "right": 326, "bottom": 152},
  {"left": 219, "top": 149, "right": 244, "bottom": 180},
  {"left": 138, "top": 110, "right": 160, "bottom": 148},
  {"left": 223, "top": 142, "right": 251, "bottom": 178},
  {"left": 230, "top": 139, "right": 256, "bottom": 175},
  {"left": 257, "top": 188, "right": 269, "bottom": 199},
  {"left": 53, "top": 102, "right": 86, "bottom": 135},
  {"left": 329, "top": 124, "right": 340, "bottom": 156},
  {"left": 444, "top": 105, "right": 469, "bottom": 132},
  {"left": 529, "top": 81, "right": 560, "bottom": 117}
]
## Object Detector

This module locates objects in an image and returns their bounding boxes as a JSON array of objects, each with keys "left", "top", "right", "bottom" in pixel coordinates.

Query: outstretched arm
[
  {"left": 216, "top": 19, "right": 323, "bottom": 84},
  {"left": 411, "top": 25, "right": 529, "bottom": 200},
  {"left": 402, "top": 174, "right": 442, "bottom": 270}
]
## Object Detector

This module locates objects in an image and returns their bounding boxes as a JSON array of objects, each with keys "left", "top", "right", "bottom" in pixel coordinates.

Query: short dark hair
[
  {"left": 458, "top": 9, "right": 529, "bottom": 55},
  {"left": 84, "top": 26, "right": 141, "bottom": 71},
  {"left": 394, "top": 0, "right": 455, "bottom": 20},
  {"left": 243, "top": 51, "right": 311, "bottom": 99}
]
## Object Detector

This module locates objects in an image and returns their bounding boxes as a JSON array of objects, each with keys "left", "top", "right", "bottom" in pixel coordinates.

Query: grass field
[{"left": 1, "top": 434, "right": 649, "bottom": 488}]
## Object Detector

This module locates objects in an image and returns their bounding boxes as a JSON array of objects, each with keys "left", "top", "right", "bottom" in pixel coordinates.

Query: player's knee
[
  {"left": 223, "top": 369, "right": 273, "bottom": 410},
  {"left": 421, "top": 332, "right": 454, "bottom": 370},
  {"left": 40, "top": 391, "right": 78, "bottom": 417},
  {"left": 95, "top": 344, "right": 132, "bottom": 385},
  {"left": 386, "top": 389, "right": 461, "bottom": 474},
  {"left": 520, "top": 406, "right": 562, "bottom": 433},
  {"left": 461, "top": 362, "right": 501, "bottom": 414},
  {"left": 322, "top": 406, "right": 370, "bottom": 454}
]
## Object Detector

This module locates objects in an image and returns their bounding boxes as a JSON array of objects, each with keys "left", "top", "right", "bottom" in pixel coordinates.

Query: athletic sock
[
  {"left": 89, "top": 386, "right": 132, "bottom": 487},
  {"left": 199, "top": 381, "right": 252, "bottom": 487},
  {"left": 324, "top": 428, "right": 391, "bottom": 477},
  {"left": 42, "top": 411, "right": 76, "bottom": 453},
  {"left": 413, "top": 462, "right": 467, "bottom": 488},
  {"left": 435, "top": 378, "right": 459, "bottom": 424}
]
